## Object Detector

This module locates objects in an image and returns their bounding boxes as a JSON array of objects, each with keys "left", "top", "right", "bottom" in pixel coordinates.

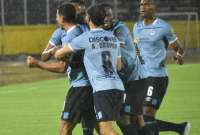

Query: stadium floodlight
[{"left": 156, "top": 12, "right": 200, "bottom": 51}]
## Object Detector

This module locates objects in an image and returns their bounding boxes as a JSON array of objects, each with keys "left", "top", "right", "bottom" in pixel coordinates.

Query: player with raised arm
[
  {"left": 133, "top": 0, "right": 190, "bottom": 135},
  {"left": 55, "top": 4, "right": 125, "bottom": 135},
  {"left": 27, "top": 3, "right": 96, "bottom": 135}
]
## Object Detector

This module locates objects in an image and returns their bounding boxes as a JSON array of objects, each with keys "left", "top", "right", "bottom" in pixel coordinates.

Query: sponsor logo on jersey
[
  {"left": 63, "top": 112, "right": 69, "bottom": 119},
  {"left": 96, "top": 111, "right": 103, "bottom": 120}
]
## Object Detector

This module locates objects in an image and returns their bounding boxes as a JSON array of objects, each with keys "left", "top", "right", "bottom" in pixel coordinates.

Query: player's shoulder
[
  {"left": 51, "top": 27, "right": 66, "bottom": 39},
  {"left": 113, "top": 21, "right": 128, "bottom": 30},
  {"left": 70, "top": 25, "right": 84, "bottom": 36},
  {"left": 155, "top": 18, "right": 171, "bottom": 28},
  {"left": 54, "top": 27, "right": 65, "bottom": 33},
  {"left": 76, "top": 30, "right": 90, "bottom": 39},
  {"left": 78, "top": 23, "right": 89, "bottom": 32},
  {"left": 134, "top": 20, "right": 143, "bottom": 29}
]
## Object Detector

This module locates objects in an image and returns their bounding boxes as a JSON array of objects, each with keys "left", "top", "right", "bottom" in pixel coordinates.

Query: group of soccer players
[{"left": 26, "top": 0, "right": 191, "bottom": 135}]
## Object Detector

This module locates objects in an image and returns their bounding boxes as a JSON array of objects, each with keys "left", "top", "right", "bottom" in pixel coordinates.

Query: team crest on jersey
[
  {"left": 63, "top": 112, "right": 69, "bottom": 119},
  {"left": 124, "top": 105, "right": 131, "bottom": 113},
  {"left": 133, "top": 37, "right": 140, "bottom": 45},
  {"left": 96, "top": 111, "right": 103, "bottom": 120}
]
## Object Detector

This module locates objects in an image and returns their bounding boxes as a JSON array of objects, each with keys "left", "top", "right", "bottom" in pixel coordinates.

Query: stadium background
[
  {"left": 0, "top": 0, "right": 200, "bottom": 54},
  {"left": 0, "top": 0, "right": 200, "bottom": 135}
]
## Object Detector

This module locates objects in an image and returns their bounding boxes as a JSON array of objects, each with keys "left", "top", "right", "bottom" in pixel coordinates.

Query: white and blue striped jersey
[
  {"left": 68, "top": 28, "right": 125, "bottom": 93},
  {"left": 133, "top": 18, "right": 177, "bottom": 78}
]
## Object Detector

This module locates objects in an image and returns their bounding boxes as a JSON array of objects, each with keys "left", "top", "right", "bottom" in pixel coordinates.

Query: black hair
[
  {"left": 87, "top": 4, "right": 106, "bottom": 26},
  {"left": 57, "top": 3, "right": 76, "bottom": 23}
]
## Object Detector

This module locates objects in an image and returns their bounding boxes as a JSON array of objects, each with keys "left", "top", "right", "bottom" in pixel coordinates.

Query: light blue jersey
[
  {"left": 79, "top": 23, "right": 89, "bottom": 32},
  {"left": 133, "top": 18, "right": 177, "bottom": 78},
  {"left": 68, "top": 28, "right": 124, "bottom": 93},
  {"left": 62, "top": 25, "right": 90, "bottom": 87},
  {"left": 49, "top": 27, "right": 67, "bottom": 46},
  {"left": 110, "top": 21, "right": 140, "bottom": 83},
  {"left": 49, "top": 24, "right": 89, "bottom": 46}
]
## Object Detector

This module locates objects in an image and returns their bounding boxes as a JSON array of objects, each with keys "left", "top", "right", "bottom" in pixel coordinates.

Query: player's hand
[
  {"left": 26, "top": 56, "right": 39, "bottom": 68},
  {"left": 42, "top": 46, "right": 61, "bottom": 61},
  {"left": 173, "top": 53, "right": 183, "bottom": 65}
]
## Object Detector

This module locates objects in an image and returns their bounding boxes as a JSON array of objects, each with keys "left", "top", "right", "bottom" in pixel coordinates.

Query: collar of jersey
[
  {"left": 67, "top": 25, "right": 77, "bottom": 35},
  {"left": 90, "top": 28, "right": 104, "bottom": 31},
  {"left": 142, "top": 18, "right": 158, "bottom": 26}
]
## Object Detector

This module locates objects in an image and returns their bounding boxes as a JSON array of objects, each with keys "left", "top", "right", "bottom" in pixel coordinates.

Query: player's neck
[{"left": 144, "top": 16, "right": 156, "bottom": 25}]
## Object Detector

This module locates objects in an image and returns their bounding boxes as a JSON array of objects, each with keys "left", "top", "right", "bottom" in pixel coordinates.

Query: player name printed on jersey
[{"left": 89, "top": 36, "right": 118, "bottom": 49}]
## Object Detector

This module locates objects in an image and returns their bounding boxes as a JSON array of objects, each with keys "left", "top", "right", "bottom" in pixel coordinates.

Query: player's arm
[
  {"left": 117, "top": 41, "right": 123, "bottom": 71},
  {"left": 117, "top": 57, "right": 122, "bottom": 71},
  {"left": 41, "top": 28, "right": 63, "bottom": 61},
  {"left": 54, "top": 44, "right": 73, "bottom": 60},
  {"left": 27, "top": 56, "right": 66, "bottom": 73},
  {"left": 41, "top": 43, "right": 61, "bottom": 61},
  {"left": 169, "top": 40, "right": 184, "bottom": 65},
  {"left": 166, "top": 24, "right": 184, "bottom": 65}
]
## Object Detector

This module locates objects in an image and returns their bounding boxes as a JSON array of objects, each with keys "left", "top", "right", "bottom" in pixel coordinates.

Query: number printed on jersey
[{"left": 147, "top": 86, "right": 154, "bottom": 96}]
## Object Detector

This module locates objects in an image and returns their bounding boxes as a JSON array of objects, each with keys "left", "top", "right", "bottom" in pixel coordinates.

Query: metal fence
[
  {"left": 0, "top": 0, "right": 200, "bottom": 55},
  {"left": 0, "top": 0, "right": 200, "bottom": 25}
]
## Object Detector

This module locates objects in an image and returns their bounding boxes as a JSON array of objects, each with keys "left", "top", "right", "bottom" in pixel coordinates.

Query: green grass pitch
[{"left": 0, "top": 63, "right": 200, "bottom": 135}]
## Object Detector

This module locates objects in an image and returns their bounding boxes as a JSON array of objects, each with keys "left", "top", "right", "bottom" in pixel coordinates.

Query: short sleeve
[
  {"left": 68, "top": 33, "right": 88, "bottom": 51},
  {"left": 49, "top": 28, "right": 63, "bottom": 46},
  {"left": 165, "top": 24, "right": 178, "bottom": 44}
]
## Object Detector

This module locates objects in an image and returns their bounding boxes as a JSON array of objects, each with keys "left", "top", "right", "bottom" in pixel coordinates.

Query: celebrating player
[
  {"left": 133, "top": 0, "right": 190, "bottom": 135},
  {"left": 55, "top": 4, "right": 124, "bottom": 135},
  {"left": 27, "top": 3, "right": 96, "bottom": 135},
  {"left": 100, "top": 3, "right": 143, "bottom": 135}
]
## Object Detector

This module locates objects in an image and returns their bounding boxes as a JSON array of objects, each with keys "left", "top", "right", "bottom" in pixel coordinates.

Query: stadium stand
[{"left": 0, "top": 0, "right": 199, "bottom": 25}]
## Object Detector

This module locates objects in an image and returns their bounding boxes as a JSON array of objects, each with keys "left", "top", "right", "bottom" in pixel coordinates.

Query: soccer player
[
  {"left": 100, "top": 3, "right": 143, "bottom": 135},
  {"left": 55, "top": 4, "right": 124, "bottom": 135},
  {"left": 27, "top": 3, "right": 96, "bottom": 135},
  {"left": 41, "top": 0, "right": 88, "bottom": 61},
  {"left": 133, "top": 0, "right": 191, "bottom": 135}
]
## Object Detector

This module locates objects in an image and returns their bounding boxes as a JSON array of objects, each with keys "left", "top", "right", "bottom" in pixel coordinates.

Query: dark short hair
[
  {"left": 57, "top": 3, "right": 76, "bottom": 23},
  {"left": 87, "top": 4, "right": 106, "bottom": 26}
]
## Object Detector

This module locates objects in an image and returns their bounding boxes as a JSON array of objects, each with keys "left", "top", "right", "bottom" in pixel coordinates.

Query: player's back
[{"left": 79, "top": 29, "right": 124, "bottom": 92}]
